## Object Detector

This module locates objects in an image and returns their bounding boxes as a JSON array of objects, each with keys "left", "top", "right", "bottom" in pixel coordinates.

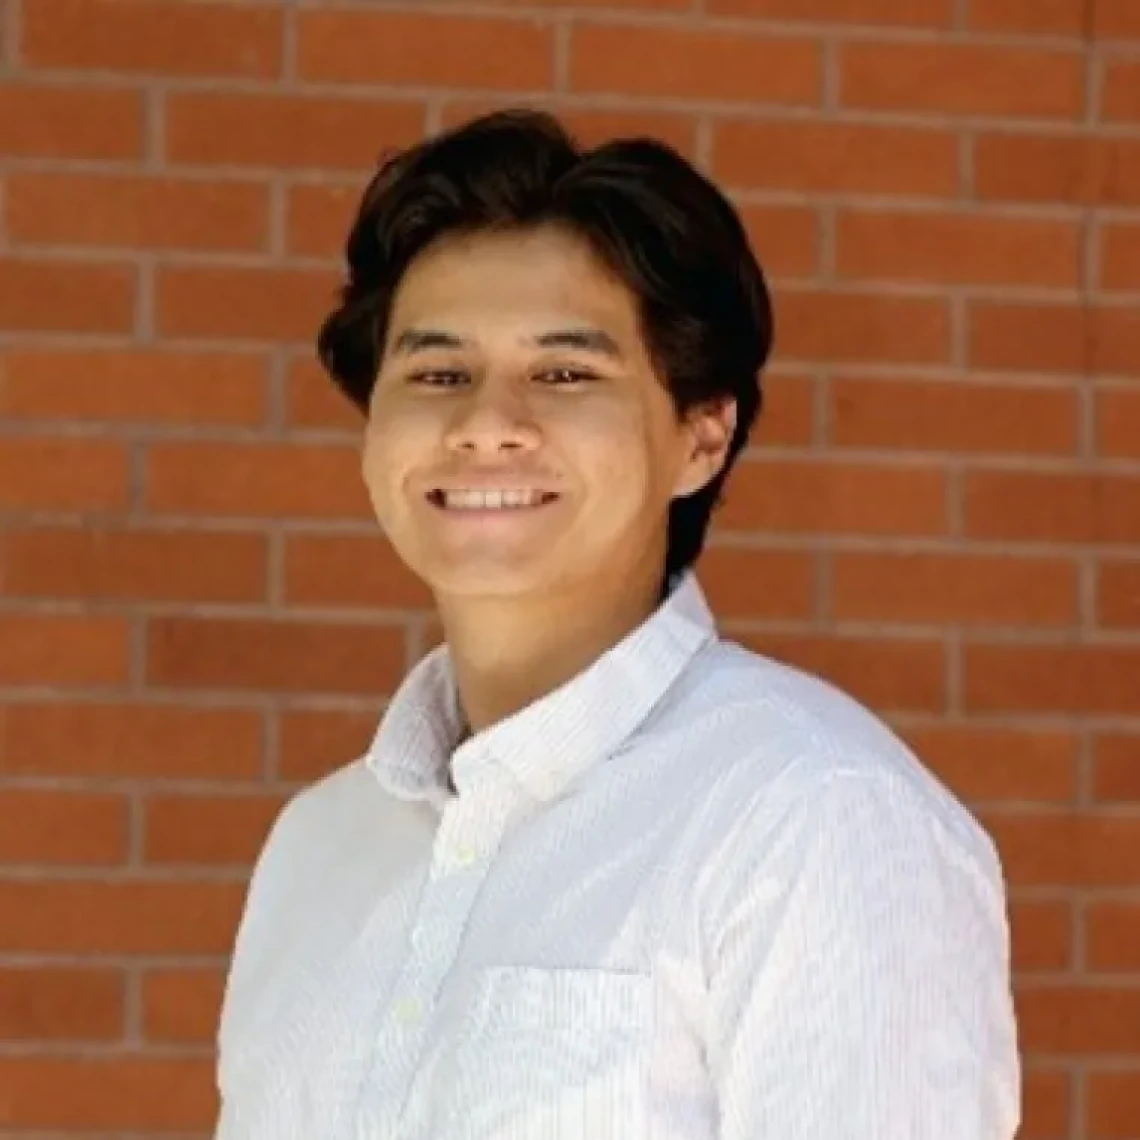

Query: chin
[{"left": 423, "top": 561, "right": 563, "bottom": 600}]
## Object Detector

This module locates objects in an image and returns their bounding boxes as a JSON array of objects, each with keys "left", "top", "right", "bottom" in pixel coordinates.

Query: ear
[{"left": 672, "top": 397, "right": 738, "bottom": 500}]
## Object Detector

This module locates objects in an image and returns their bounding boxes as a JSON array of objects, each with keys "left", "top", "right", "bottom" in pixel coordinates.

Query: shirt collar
[{"left": 365, "top": 570, "right": 718, "bottom": 807}]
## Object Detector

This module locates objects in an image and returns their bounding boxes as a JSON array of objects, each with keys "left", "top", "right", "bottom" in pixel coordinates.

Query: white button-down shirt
[{"left": 215, "top": 571, "right": 1020, "bottom": 1140}]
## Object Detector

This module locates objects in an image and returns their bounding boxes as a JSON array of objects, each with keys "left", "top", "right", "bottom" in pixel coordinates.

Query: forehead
[{"left": 388, "top": 225, "right": 642, "bottom": 335}]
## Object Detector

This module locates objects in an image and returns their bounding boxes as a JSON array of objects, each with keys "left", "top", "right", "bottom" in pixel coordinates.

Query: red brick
[
  {"left": 964, "top": 644, "right": 1140, "bottom": 715},
  {"left": 0, "top": 1055, "right": 215, "bottom": 1132},
  {"left": 735, "top": 631, "right": 945, "bottom": 712},
  {"left": 708, "top": 0, "right": 953, "bottom": 25},
  {"left": 1086, "top": 902, "right": 1140, "bottom": 970},
  {"left": 970, "top": 301, "right": 1140, "bottom": 377},
  {"left": 967, "top": 0, "right": 1087, "bottom": 36},
  {"left": 832, "top": 551, "right": 1078, "bottom": 628},
  {"left": 6, "top": 172, "right": 269, "bottom": 252},
  {"left": 829, "top": 376, "right": 1079, "bottom": 455},
  {"left": 970, "top": 301, "right": 1088, "bottom": 373},
  {"left": 144, "top": 441, "right": 369, "bottom": 520},
  {"left": 902, "top": 724, "right": 1077, "bottom": 804},
  {"left": 0, "top": 258, "right": 135, "bottom": 333},
  {"left": 0, "top": 438, "right": 129, "bottom": 511},
  {"left": 1097, "top": 560, "right": 1140, "bottom": 628},
  {"left": 974, "top": 133, "right": 1140, "bottom": 207},
  {"left": 297, "top": 10, "right": 553, "bottom": 90},
  {"left": 21, "top": 0, "right": 282, "bottom": 77},
  {"left": 165, "top": 92, "right": 425, "bottom": 171},
  {"left": 0, "top": 83, "right": 143, "bottom": 159},
  {"left": 1021, "top": 1068, "right": 1071, "bottom": 1139},
  {"left": 1095, "top": 137, "right": 1140, "bottom": 206},
  {"left": 0, "top": 967, "right": 123, "bottom": 1042},
  {"left": 752, "top": 371, "right": 816, "bottom": 446},
  {"left": 0, "top": 790, "right": 128, "bottom": 864},
  {"left": 738, "top": 204, "right": 821, "bottom": 279},
  {"left": 142, "top": 967, "right": 225, "bottom": 1044},
  {"left": 974, "top": 132, "right": 1089, "bottom": 203},
  {"left": 1092, "top": 733, "right": 1140, "bottom": 801},
  {"left": 693, "top": 546, "right": 816, "bottom": 621},
  {"left": 1093, "top": 305, "right": 1140, "bottom": 376},
  {"left": 278, "top": 708, "right": 381, "bottom": 783},
  {"left": 1094, "top": 137, "right": 1140, "bottom": 206},
  {"left": 1017, "top": 985, "right": 1140, "bottom": 1052},
  {"left": 1, "top": 526, "right": 269, "bottom": 604},
  {"left": 285, "top": 355, "right": 363, "bottom": 429},
  {"left": 286, "top": 182, "right": 360, "bottom": 258},
  {"left": 146, "top": 616, "right": 407, "bottom": 696},
  {"left": 144, "top": 792, "right": 284, "bottom": 866},
  {"left": 1007, "top": 899, "right": 1074, "bottom": 971},
  {"left": 720, "top": 458, "right": 947, "bottom": 535},
  {"left": 0, "top": 879, "right": 244, "bottom": 954},
  {"left": 1099, "top": 221, "right": 1140, "bottom": 291},
  {"left": 776, "top": 290, "right": 952, "bottom": 364},
  {"left": 1095, "top": 0, "right": 1140, "bottom": 38},
  {"left": 964, "top": 470, "right": 1140, "bottom": 544},
  {"left": 420, "top": 0, "right": 688, "bottom": 7},
  {"left": 983, "top": 811, "right": 1140, "bottom": 886},
  {"left": 835, "top": 209, "right": 1081, "bottom": 288},
  {"left": 0, "top": 614, "right": 129, "bottom": 686},
  {"left": 840, "top": 41, "right": 1085, "bottom": 118},
  {"left": 0, "top": 348, "right": 269, "bottom": 425},
  {"left": 440, "top": 101, "right": 700, "bottom": 160},
  {"left": 284, "top": 533, "right": 435, "bottom": 610},
  {"left": 551, "top": 107, "right": 699, "bottom": 156},
  {"left": 0, "top": 701, "right": 263, "bottom": 781},
  {"left": 156, "top": 264, "right": 336, "bottom": 342},
  {"left": 1088, "top": 1069, "right": 1140, "bottom": 1137},
  {"left": 570, "top": 23, "right": 821, "bottom": 104},
  {"left": 1103, "top": 59, "right": 1140, "bottom": 123},
  {"left": 713, "top": 120, "right": 959, "bottom": 197}
]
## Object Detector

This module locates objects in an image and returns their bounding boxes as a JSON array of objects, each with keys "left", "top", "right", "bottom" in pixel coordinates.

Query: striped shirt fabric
[{"left": 214, "top": 570, "right": 1021, "bottom": 1140}]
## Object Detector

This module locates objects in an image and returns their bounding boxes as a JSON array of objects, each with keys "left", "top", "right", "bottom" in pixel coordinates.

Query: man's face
[{"left": 362, "top": 224, "right": 733, "bottom": 602}]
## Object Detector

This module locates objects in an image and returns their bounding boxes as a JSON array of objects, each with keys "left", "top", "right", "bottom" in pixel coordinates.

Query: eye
[
  {"left": 409, "top": 370, "right": 468, "bottom": 387},
  {"left": 536, "top": 367, "right": 596, "bottom": 385}
]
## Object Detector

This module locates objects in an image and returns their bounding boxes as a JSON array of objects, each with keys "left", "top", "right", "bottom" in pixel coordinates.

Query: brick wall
[{"left": 0, "top": 0, "right": 1138, "bottom": 1135}]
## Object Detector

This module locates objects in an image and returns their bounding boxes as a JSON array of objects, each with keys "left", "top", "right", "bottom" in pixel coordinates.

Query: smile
[{"left": 427, "top": 489, "right": 561, "bottom": 511}]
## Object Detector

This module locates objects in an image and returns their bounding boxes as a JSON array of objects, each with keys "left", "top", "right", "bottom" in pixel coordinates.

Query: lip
[
  {"left": 426, "top": 489, "right": 561, "bottom": 510},
  {"left": 426, "top": 481, "right": 562, "bottom": 495}
]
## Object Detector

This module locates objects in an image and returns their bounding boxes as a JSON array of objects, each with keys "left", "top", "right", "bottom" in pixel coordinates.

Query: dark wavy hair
[{"left": 317, "top": 108, "right": 773, "bottom": 587}]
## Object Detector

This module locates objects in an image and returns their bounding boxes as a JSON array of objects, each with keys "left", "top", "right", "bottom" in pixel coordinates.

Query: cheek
[
  {"left": 360, "top": 420, "right": 413, "bottom": 517},
  {"left": 561, "top": 414, "right": 661, "bottom": 512},
  {"left": 573, "top": 401, "right": 674, "bottom": 481}
]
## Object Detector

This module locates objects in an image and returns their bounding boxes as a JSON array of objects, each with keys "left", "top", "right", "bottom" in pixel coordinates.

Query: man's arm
[{"left": 706, "top": 769, "right": 1020, "bottom": 1139}]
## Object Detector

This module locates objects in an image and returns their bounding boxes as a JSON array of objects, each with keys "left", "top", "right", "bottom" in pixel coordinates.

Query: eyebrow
[{"left": 389, "top": 327, "right": 624, "bottom": 360}]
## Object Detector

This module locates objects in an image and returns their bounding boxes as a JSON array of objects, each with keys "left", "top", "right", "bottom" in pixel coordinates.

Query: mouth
[{"left": 427, "top": 489, "right": 561, "bottom": 513}]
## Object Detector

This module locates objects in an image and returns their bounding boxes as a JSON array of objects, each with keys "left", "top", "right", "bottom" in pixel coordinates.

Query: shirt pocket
[{"left": 441, "top": 965, "right": 652, "bottom": 1140}]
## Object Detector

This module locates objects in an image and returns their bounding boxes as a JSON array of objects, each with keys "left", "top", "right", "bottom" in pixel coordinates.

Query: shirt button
[
  {"left": 394, "top": 997, "right": 422, "bottom": 1024},
  {"left": 455, "top": 845, "right": 479, "bottom": 867}
]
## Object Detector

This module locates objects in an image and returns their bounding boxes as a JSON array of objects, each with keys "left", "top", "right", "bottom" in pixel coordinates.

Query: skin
[{"left": 362, "top": 224, "right": 736, "bottom": 739}]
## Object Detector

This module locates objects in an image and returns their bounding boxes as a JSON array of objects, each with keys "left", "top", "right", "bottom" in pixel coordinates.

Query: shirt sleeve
[
  {"left": 212, "top": 795, "right": 301, "bottom": 1139},
  {"left": 705, "top": 769, "right": 1021, "bottom": 1140}
]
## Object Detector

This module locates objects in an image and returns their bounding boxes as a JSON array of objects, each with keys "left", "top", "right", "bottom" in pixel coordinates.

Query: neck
[{"left": 438, "top": 570, "right": 670, "bottom": 736}]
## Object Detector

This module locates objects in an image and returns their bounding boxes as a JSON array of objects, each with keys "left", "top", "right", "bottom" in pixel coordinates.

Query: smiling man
[{"left": 213, "top": 110, "right": 1020, "bottom": 1140}]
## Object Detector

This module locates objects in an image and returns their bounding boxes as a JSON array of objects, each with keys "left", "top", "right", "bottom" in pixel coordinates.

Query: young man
[{"left": 214, "top": 110, "right": 1020, "bottom": 1139}]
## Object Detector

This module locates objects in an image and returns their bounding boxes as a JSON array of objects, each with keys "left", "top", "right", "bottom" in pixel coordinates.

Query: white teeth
[{"left": 439, "top": 489, "right": 552, "bottom": 510}]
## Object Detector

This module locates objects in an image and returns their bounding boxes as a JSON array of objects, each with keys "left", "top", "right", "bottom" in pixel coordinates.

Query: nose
[{"left": 442, "top": 381, "right": 542, "bottom": 455}]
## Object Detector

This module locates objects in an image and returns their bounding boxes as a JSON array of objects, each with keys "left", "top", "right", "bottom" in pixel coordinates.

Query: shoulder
[
  {"left": 251, "top": 755, "right": 436, "bottom": 885},
  {"left": 660, "top": 639, "right": 1004, "bottom": 893},
  {"left": 256, "top": 758, "right": 374, "bottom": 861},
  {"left": 221, "top": 756, "right": 435, "bottom": 1029}
]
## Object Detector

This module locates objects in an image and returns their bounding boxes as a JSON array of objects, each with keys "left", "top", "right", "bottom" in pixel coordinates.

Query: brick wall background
[{"left": 0, "top": 0, "right": 1138, "bottom": 1135}]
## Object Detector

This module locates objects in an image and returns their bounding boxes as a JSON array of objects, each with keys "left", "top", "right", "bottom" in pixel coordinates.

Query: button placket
[{"left": 362, "top": 768, "right": 513, "bottom": 1124}]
